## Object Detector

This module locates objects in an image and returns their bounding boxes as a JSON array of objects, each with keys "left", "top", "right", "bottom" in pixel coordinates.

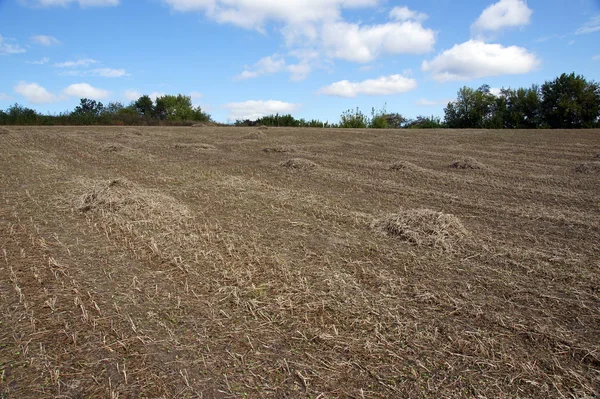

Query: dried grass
[
  {"left": 100, "top": 143, "right": 130, "bottom": 153},
  {"left": 593, "top": 152, "right": 600, "bottom": 159},
  {"left": 257, "top": 126, "right": 268, "bottom": 130},
  {"left": 280, "top": 158, "right": 318, "bottom": 169},
  {"left": 373, "top": 208, "right": 468, "bottom": 251},
  {"left": 389, "top": 161, "right": 425, "bottom": 172},
  {"left": 243, "top": 132, "right": 267, "bottom": 140},
  {"left": 450, "top": 157, "right": 486, "bottom": 170},
  {"left": 263, "top": 146, "right": 294, "bottom": 153},
  {"left": 575, "top": 162, "right": 600, "bottom": 174},
  {"left": 173, "top": 142, "right": 216, "bottom": 151},
  {"left": 0, "top": 127, "right": 9, "bottom": 134}
]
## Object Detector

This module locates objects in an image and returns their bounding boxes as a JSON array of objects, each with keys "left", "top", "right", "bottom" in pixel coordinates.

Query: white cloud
[
  {"left": 416, "top": 98, "right": 452, "bottom": 106},
  {"left": 322, "top": 20, "right": 435, "bottom": 63},
  {"left": 593, "top": 55, "right": 600, "bottom": 61},
  {"left": 26, "top": 57, "right": 50, "bottom": 65},
  {"left": 576, "top": 15, "right": 600, "bottom": 35},
  {"left": 123, "top": 90, "right": 165, "bottom": 102},
  {"left": 190, "top": 91, "right": 203, "bottom": 100},
  {"left": 319, "top": 74, "right": 417, "bottom": 97},
  {"left": 223, "top": 100, "right": 300, "bottom": 121},
  {"left": 0, "top": 35, "right": 26, "bottom": 55},
  {"left": 61, "top": 67, "right": 129, "bottom": 77},
  {"left": 472, "top": 0, "right": 532, "bottom": 38},
  {"left": 0, "top": 93, "right": 13, "bottom": 101},
  {"left": 422, "top": 40, "right": 539, "bottom": 82},
  {"left": 390, "top": 6, "right": 428, "bottom": 23},
  {"left": 54, "top": 58, "right": 98, "bottom": 68},
  {"left": 31, "top": 35, "right": 60, "bottom": 46},
  {"left": 63, "top": 83, "right": 110, "bottom": 100},
  {"left": 30, "top": 0, "right": 119, "bottom": 7},
  {"left": 14, "top": 82, "right": 61, "bottom": 104},
  {"left": 164, "top": 1, "right": 433, "bottom": 74},
  {"left": 236, "top": 54, "right": 286, "bottom": 80}
]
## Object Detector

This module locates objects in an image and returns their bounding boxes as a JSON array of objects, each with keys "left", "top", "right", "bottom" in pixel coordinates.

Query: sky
[{"left": 1, "top": 0, "right": 599, "bottom": 123}]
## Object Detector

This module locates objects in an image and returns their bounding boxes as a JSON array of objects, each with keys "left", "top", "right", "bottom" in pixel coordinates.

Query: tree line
[
  {"left": 1, "top": 73, "right": 599, "bottom": 128},
  {"left": 0, "top": 94, "right": 212, "bottom": 126}
]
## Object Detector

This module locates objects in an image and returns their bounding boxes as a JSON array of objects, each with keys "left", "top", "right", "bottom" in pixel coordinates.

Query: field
[{"left": 1, "top": 126, "right": 599, "bottom": 398}]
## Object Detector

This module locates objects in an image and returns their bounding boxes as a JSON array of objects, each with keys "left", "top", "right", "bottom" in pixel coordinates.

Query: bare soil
[{"left": 1, "top": 126, "right": 599, "bottom": 398}]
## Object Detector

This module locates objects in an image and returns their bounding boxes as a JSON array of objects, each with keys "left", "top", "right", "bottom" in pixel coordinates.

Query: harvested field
[
  {"left": 1, "top": 126, "right": 599, "bottom": 399},
  {"left": 449, "top": 156, "right": 487, "bottom": 169},
  {"left": 576, "top": 161, "right": 600, "bottom": 173}
]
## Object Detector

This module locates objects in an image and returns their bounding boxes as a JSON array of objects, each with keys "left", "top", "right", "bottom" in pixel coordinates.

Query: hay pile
[
  {"left": 243, "top": 132, "right": 267, "bottom": 140},
  {"left": 0, "top": 127, "right": 9, "bottom": 134},
  {"left": 450, "top": 157, "right": 486, "bottom": 170},
  {"left": 173, "top": 143, "right": 216, "bottom": 151},
  {"left": 373, "top": 209, "right": 468, "bottom": 251},
  {"left": 280, "top": 158, "right": 318, "bottom": 169},
  {"left": 263, "top": 146, "right": 294, "bottom": 153},
  {"left": 389, "top": 161, "right": 425, "bottom": 172},
  {"left": 76, "top": 179, "right": 193, "bottom": 261},
  {"left": 575, "top": 162, "right": 600, "bottom": 174}
]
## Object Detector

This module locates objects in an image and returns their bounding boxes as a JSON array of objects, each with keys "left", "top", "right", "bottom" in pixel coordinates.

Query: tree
[
  {"left": 384, "top": 113, "right": 407, "bottom": 128},
  {"left": 501, "top": 85, "right": 541, "bottom": 129},
  {"left": 339, "top": 107, "right": 368, "bottom": 128},
  {"left": 73, "top": 98, "right": 104, "bottom": 117},
  {"left": 104, "top": 101, "right": 124, "bottom": 114},
  {"left": 444, "top": 86, "right": 497, "bottom": 128},
  {"left": 134, "top": 95, "right": 155, "bottom": 116},
  {"left": 541, "top": 73, "right": 600, "bottom": 128}
]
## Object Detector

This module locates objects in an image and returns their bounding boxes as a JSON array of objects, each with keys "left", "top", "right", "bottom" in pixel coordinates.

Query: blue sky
[{"left": 1, "top": 0, "right": 599, "bottom": 123}]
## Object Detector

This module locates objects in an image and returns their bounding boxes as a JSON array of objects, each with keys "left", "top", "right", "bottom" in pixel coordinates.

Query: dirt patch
[
  {"left": 0, "top": 127, "right": 9, "bottom": 134},
  {"left": 263, "top": 146, "right": 294, "bottom": 153},
  {"left": 173, "top": 143, "right": 216, "bottom": 151},
  {"left": 373, "top": 209, "right": 468, "bottom": 251},
  {"left": 389, "top": 161, "right": 425, "bottom": 172},
  {"left": 575, "top": 162, "right": 600, "bottom": 174},
  {"left": 280, "top": 158, "right": 318, "bottom": 169},
  {"left": 450, "top": 157, "right": 487, "bottom": 170},
  {"left": 243, "top": 132, "right": 267, "bottom": 140}
]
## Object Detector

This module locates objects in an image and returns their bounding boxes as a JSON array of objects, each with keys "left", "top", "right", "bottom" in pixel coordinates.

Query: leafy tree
[
  {"left": 405, "top": 115, "right": 444, "bottom": 129},
  {"left": 500, "top": 86, "right": 541, "bottom": 129},
  {"left": 154, "top": 94, "right": 210, "bottom": 122},
  {"left": 104, "top": 101, "right": 124, "bottom": 114},
  {"left": 134, "top": 95, "right": 155, "bottom": 116},
  {"left": 339, "top": 107, "right": 368, "bottom": 128},
  {"left": 73, "top": 98, "right": 104, "bottom": 117},
  {"left": 541, "top": 73, "right": 600, "bottom": 128},
  {"left": 384, "top": 113, "right": 407, "bottom": 128},
  {"left": 444, "top": 85, "right": 497, "bottom": 128}
]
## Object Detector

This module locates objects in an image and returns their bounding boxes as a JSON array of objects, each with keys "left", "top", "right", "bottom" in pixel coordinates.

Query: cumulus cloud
[
  {"left": 389, "top": 6, "right": 428, "bottom": 23},
  {"left": 29, "top": 0, "right": 119, "bottom": 7},
  {"left": 31, "top": 35, "right": 61, "bottom": 46},
  {"left": 63, "top": 83, "right": 110, "bottom": 100},
  {"left": 422, "top": 40, "right": 539, "bottom": 82},
  {"left": 54, "top": 58, "right": 98, "bottom": 68},
  {"left": 0, "top": 35, "right": 26, "bottom": 55},
  {"left": 0, "top": 93, "right": 13, "bottom": 101},
  {"left": 164, "top": 1, "right": 434, "bottom": 76},
  {"left": 14, "top": 82, "right": 61, "bottom": 104},
  {"left": 26, "top": 57, "right": 50, "bottom": 65},
  {"left": 472, "top": 0, "right": 532, "bottom": 38},
  {"left": 236, "top": 54, "right": 286, "bottom": 80},
  {"left": 319, "top": 74, "right": 417, "bottom": 97},
  {"left": 576, "top": 15, "right": 600, "bottom": 35},
  {"left": 322, "top": 20, "right": 435, "bottom": 63},
  {"left": 223, "top": 100, "right": 300, "bottom": 121}
]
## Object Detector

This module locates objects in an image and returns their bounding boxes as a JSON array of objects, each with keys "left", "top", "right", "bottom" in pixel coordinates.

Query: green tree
[
  {"left": 154, "top": 94, "right": 210, "bottom": 122},
  {"left": 339, "top": 107, "right": 368, "bottom": 128},
  {"left": 501, "top": 85, "right": 541, "bottom": 129},
  {"left": 540, "top": 72, "right": 600, "bottom": 128},
  {"left": 134, "top": 95, "right": 155, "bottom": 117},
  {"left": 73, "top": 98, "right": 104, "bottom": 117},
  {"left": 444, "top": 85, "right": 497, "bottom": 128}
]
